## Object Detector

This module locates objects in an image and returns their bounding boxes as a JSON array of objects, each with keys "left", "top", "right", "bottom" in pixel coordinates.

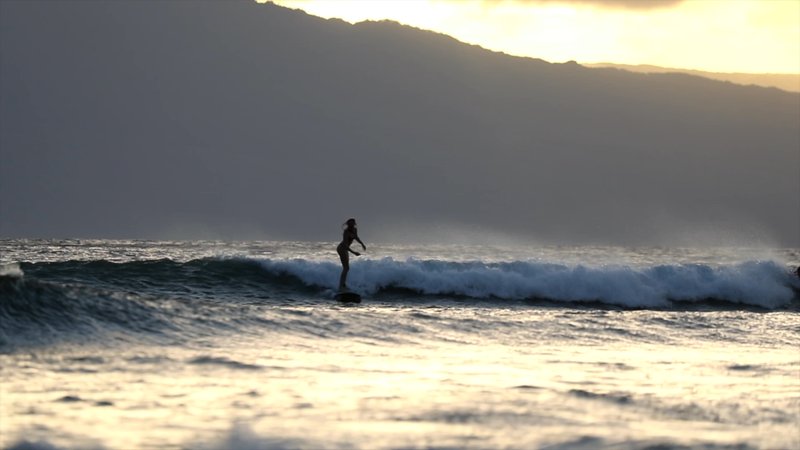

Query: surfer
[{"left": 337, "top": 218, "right": 366, "bottom": 292}]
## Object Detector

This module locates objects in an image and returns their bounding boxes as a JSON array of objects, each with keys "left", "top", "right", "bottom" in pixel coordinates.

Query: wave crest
[{"left": 260, "top": 257, "right": 799, "bottom": 309}]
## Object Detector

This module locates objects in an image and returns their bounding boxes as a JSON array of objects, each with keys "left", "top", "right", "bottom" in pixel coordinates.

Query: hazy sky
[{"left": 273, "top": 0, "right": 800, "bottom": 74}]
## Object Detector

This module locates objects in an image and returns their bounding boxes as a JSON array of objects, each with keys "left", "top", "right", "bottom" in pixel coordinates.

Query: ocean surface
[{"left": 1, "top": 239, "right": 799, "bottom": 450}]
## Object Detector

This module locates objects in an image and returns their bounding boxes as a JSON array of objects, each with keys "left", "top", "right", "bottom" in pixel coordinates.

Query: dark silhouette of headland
[{"left": 584, "top": 63, "right": 800, "bottom": 93}]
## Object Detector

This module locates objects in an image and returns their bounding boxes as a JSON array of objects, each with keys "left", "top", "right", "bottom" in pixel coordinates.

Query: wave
[
  {"left": 0, "top": 271, "right": 174, "bottom": 351},
  {"left": 4, "top": 257, "right": 799, "bottom": 308},
  {"left": 259, "top": 257, "right": 800, "bottom": 309},
  {"left": 1, "top": 256, "right": 798, "bottom": 351}
]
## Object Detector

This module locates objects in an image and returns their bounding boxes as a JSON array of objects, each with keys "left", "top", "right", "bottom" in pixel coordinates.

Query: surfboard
[{"left": 335, "top": 291, "right": 362, "bottom": 303}]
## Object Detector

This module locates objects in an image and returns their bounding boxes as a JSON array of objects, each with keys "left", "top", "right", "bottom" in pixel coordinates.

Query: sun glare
[{"left": 271, "top": 0, "right": 800, "bottom": 74}]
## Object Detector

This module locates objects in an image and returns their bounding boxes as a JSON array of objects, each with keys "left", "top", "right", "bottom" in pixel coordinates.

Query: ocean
[{"left": 1, "top": 239, "right": 799, "bottom": 450}]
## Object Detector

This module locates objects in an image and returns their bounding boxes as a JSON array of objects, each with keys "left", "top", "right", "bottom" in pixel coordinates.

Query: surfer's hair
[{"left": 344, "top": 218, "right": 357, "bottom": 228}]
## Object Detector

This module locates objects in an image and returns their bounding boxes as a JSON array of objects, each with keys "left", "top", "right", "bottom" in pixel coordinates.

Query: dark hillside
[{"left": 1, "top": 1, "right": 797, "bottom": 244}]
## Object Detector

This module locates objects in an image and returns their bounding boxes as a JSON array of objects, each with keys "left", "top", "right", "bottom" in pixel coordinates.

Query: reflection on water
[{"left": 3, "top": 305, "right": 799, "bottom": 450}]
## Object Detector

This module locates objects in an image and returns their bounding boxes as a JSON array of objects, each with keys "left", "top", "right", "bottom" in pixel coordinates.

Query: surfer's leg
[
  {"left": 338, "top": 250, "right": 349, "bottom": 291},
  {"left": 339, "top": 266, "right": 349, "bottom": 291}
]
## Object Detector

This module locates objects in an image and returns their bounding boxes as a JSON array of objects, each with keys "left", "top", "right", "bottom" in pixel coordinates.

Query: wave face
[
  {"left": 0, "top": 258, "right": 301, "bottom": 350},
  {"left": 1, "top": 255, "right": 798, "bottom": 351},
  {"left": 3, "top": 257, "right": 799, "bottom": 307}
]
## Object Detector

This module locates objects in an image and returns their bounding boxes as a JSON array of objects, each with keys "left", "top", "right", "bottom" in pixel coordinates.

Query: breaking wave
[
  {"left": 1, "top": 256, "right": 798, "bottom": 351},
  {"left": 258, "top": 257, "right": 799, "bottom": 309}
]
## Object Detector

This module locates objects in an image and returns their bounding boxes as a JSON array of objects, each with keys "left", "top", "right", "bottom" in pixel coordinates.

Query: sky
[{"left": 272, "top": 0, "right": 800, "bottom": 74}]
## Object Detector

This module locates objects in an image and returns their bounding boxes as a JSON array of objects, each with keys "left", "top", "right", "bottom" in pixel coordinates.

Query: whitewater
[{"left": 1, "top": 239, "right": 799, "bottom": 450}]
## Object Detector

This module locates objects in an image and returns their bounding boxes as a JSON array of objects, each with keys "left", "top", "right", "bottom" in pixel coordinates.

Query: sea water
[{"left": 1, "top": 239, "right": 798, "bottom": 450}]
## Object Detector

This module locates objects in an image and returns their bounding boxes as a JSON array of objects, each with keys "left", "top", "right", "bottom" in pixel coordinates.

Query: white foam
[
  {"left": 256, "top": 257, "right": 798, "bottom": 308},
  {"left": 0, "top": 262, "right": 24, "bottom": 278}
]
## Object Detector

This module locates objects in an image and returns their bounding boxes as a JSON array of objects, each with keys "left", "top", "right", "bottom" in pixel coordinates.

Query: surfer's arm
[
  {"left": 348, "top": 247, "right": 361, "bottom": 256},
  {"left": 353, "top": 233, "right": 366, "bottom": 251}
]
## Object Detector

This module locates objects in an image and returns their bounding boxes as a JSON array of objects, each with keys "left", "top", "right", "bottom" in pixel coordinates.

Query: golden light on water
[
  {"left": 5, "top": 311, "right": 798, "bottom": 449},
  {"left": 272, "top": 0, "right": 800, "bottom": 74}
]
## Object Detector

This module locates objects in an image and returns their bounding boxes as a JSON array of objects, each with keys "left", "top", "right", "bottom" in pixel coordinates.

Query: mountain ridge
[
  {"left": 1, "top": 0, "right": 798, "bottom": 245},
  {"left": 585, "top": 62, "right": 800, "bottom": 93},
  {"left": 275, "top": 2, "right": 799, "bottom": 93}
]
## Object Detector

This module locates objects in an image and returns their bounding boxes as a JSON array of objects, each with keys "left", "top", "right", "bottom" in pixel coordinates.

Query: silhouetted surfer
[{"left": 337, "top": 218, "right": 366, "bottom": 292}]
